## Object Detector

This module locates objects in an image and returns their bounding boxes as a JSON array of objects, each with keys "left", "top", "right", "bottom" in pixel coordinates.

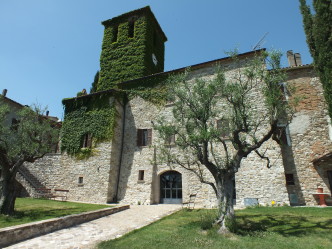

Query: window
[
  {"left": 138, "top": 170, "right": 144, "bottom": 181},
  {"left": 111, "top": 26, "right": 118, "bottom": 43},
  {"left": 11, "top": 118, "right": 19, "bottom": 131},
  {"left": 217, "top": 119, "right": 231, "bottom": 138},
  {"left": 78, "top": 176, "right": 84, "bottom": 185},
  {"left": 128, "top": 21, "right": 135, "bottom": 38},
  {"left": 276, "top": 125, "right": 291, "bottom": 146},
  {"left": 285, "top": 174, "right": 295, "bottom": 185},
  {"left": 81, "top": 133, "right": 92, "bottom": 148},
  {"left": 137, "top": 129, "right": 152, "bottom": 146}
]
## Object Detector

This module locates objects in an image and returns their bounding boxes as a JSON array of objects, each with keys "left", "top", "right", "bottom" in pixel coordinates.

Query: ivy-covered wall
[
  {"left": 61, "top": 93, "right": 117, "bottom": 157},
  {"left": 98, "top": 6, "right": 167, "bottom": 91},
  {"left": 60, "top": 6, "right": 168, "bottom": 157}
]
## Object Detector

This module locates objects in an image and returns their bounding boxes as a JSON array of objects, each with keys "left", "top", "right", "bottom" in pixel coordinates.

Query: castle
[{"left": 18, "top": 6, "right": 332, "bottom": 207}]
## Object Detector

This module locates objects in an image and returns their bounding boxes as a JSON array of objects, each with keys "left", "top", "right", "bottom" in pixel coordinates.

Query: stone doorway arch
[{"left": 160, "top": 171, "right": 182, "bottom": 204}]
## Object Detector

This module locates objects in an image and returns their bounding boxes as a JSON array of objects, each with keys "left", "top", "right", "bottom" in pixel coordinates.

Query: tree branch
[{"left": 255, "top": 149, "right": 271, "bottom": 168}]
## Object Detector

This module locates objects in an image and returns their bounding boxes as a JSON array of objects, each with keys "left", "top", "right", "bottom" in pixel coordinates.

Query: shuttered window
[
  {"left": 137, "top": 129, "right": 152, "bottom": 146},
  {"left": 81, "top": 133, "right": 92, "bottom": 148}
]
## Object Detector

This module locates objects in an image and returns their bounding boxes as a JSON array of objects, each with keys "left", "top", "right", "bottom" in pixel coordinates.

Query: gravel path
[{"left": 4, "top": 204, "right": 182, "bottom": 249}]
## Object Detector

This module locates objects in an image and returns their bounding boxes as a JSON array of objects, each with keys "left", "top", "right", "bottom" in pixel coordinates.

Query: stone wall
[
  {"left": 0, "top": 205, "right": 129, "bottom": 248},
  {"left": 21, "top": 99, "right": 125, "bottom": 204},
  {"left": 116, "top": 59, "right": 290, "bottom": 208},
  {"left": 286, "top": 67, "right": 332, "bottom": 205},
  {"left": 23, "top": 144, "right": 113, "bottom": 204},
  {"left": 20, "top": 63, "right": 332, "bottom": 208}
]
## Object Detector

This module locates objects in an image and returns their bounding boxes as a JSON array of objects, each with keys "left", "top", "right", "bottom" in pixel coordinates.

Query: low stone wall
[{"left": 0, "top": 205, "right": 129, "bottom": 248}]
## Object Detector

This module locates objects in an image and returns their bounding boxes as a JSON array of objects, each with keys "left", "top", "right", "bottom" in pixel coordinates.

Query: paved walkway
[{"left": 5, "top": 204, "right": 182, "bottom": 249}]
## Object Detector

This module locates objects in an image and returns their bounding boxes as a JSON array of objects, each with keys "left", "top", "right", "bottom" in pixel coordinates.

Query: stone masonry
[
  {"left": 17, "top": 7, "right": 332, "bottom": 208},
  {"left": 20, "top": 56, "right": 332, "bottom": 208}
]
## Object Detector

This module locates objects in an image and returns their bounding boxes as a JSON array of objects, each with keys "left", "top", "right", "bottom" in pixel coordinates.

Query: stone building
[{"left": 20, "top": 6, "right": 332, "bottom": 207}]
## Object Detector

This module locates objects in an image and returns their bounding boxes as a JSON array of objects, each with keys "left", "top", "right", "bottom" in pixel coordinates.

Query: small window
[
  {"left": 138, "top": 170, "right": 144, "bottom": 181},
  {"left": 11, "top": 118, "right": 20, "bottom": 131},
  {"left": 111, "top": 26, "right": 118, "bottom": 43},
  {"left": 137, "top": 129, "right": 152, "bottom": 146},
  {"left": 78, "top": 176, "right": 84, "bottom": 185},
  {"left": 81, "top": 133, "right": 92, "bottom": 148},
  {"left": 128, "top": 21, "right": 135, "bottom": 38},
  {"left": 285, "top": 174, "right": 295, "bottom": 185},
  {"left": 217, "top": 119, "right": 231, "bottom": 138}
]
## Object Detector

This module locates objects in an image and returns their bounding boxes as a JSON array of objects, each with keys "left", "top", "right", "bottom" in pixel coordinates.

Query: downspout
[{"left": 114, "top": 95, "right": 127, "bottom": 202}]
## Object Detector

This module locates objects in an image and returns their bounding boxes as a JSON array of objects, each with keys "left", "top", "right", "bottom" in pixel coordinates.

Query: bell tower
[{"left": 97, "top": 6, "right": 167, "bottom": 91}]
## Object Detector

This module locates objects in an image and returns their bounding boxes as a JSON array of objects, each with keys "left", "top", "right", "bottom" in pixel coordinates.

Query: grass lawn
[
  {"left": 0, "top": 197, "right": 110, "bottom": 229},
  {"left": 98, "top": 206, "right": 332, "bottom": 249}
]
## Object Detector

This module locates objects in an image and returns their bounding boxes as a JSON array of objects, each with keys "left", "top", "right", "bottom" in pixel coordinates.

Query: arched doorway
[{"left": 160, "top": 171, "right": 182, "bottom": 204}]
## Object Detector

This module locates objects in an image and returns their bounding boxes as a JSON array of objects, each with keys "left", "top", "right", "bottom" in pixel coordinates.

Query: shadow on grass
[
  {"left": 3, "top": 207, "right": 79, "bottom": 222},
  {"left": 236, "top": 214, "right": 332, "bottom": 238},
  {"left": 183, "top": 208, "right": 332, "bottom": 241}
]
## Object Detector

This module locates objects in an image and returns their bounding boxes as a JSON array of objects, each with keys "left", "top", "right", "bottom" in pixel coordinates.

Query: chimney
[
  {"left": 46, "top": 111, "right": 49, "bottom": 117},
  {"left": 294, "top": 53, "right": 302, "bottom": 66},
  {"left": 287, "top": 50, "right": 296, "bottom": 67},
  {"left": 2, "top": 89, "right": 7, "bottom": 97},
  {"left": 287, "top": 50, "right": 303, "bottom": 67}
]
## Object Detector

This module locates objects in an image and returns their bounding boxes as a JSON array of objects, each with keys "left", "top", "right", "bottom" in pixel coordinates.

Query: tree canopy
[
  {"left": 300, "top": 0, "right": 332, "bottom": 118},
  {"left": 0, "top": 99, "right": 59, "bottom": 214},
  {"left": 154, "top": 50, "right": 295, "bottom": 233}
]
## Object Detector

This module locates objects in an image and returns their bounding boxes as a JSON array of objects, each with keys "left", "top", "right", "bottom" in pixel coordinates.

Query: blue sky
[{"left": 0, "top": 0, "right": 312, "bottom": 120}]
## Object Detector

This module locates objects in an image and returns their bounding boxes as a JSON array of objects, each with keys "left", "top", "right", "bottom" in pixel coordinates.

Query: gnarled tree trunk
[
  {"left": 0, "top": 167, "right": 19, "bottom": 215},
  {"left": 215, "top": 171, "right": 235, "bottom": 234}
]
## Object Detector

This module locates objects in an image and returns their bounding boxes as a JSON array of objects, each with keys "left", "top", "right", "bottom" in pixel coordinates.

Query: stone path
[{"left": 4, "top": 204, "right": 182, "bottom": 249}]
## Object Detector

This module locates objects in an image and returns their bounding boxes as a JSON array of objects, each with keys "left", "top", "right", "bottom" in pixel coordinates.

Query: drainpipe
[{"left": 114, "top": 95, "right": 127, "bottom": 202}]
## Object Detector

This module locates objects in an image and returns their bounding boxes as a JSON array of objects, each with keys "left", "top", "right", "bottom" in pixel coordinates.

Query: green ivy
[
  {"left": 120, "top": 73, "right": 170, "bottom": 105},
  {"left": 61, "top": 93, "right": 118, "bottom": 157},
  {"left": 60, "top": 6, "right": 169, "bottom": 158},
  {"left": 98, "top": 6, "right": 166, "bottom": 91},
  {"left": 60, "top": 74, "right": 171, "bottom": 158}
]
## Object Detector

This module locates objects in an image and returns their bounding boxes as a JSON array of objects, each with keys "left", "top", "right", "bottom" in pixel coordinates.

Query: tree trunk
[
  {"left": 0, "top": 170, "right": 18, "bottom": 215},
  {"left": 215, "top": 172, "right": 235, "bottom": 234}
]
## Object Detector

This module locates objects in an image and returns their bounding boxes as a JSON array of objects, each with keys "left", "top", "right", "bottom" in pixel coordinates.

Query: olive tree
[
  {"left": 154, "top": 50, "right": 294, "bottom": 234},
  {"left": 0, "top": 100, "right": 59, "bottom": 215}
]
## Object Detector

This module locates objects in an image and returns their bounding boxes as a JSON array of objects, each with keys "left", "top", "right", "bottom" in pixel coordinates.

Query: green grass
[
  {"left": 0, "top": 198, "right": 110, "bottom": 229},
  {"left": 98, "top": 206, "right": 332, "bottom": 249}
]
